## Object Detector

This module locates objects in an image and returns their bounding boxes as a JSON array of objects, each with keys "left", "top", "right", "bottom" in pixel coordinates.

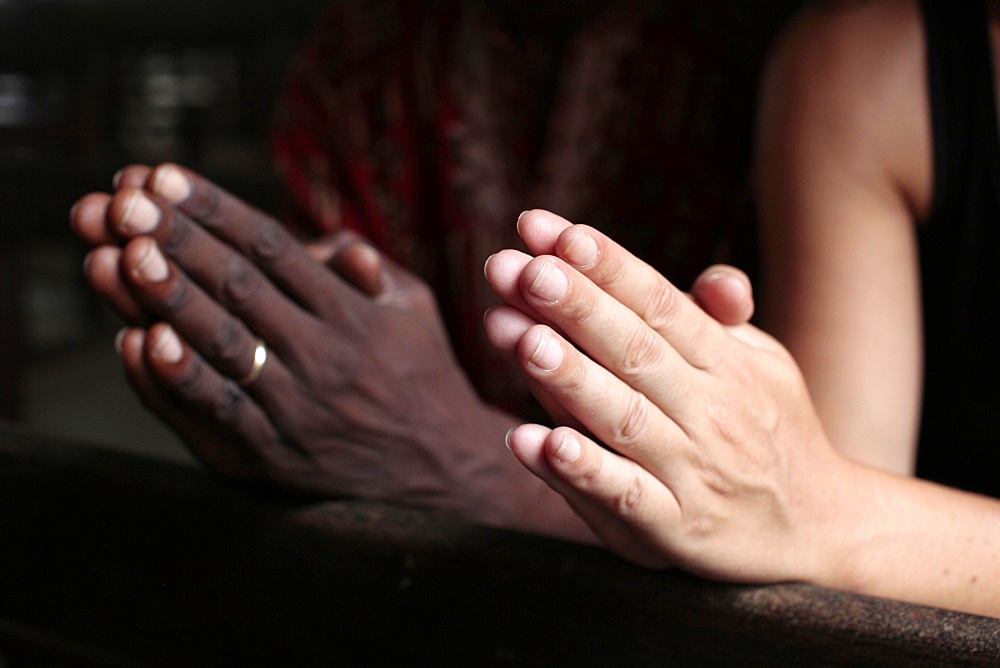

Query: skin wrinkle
[
  {"left": 553, "top": 337, "right": 591, "bottom": 395},
  {"left": 174, "top": 351, "right": 207, "bottom": 397},
  {"left": 639, "top": 277, "right": 680, "bottom": 333},
  {"left": 618, "top": 324, "right": 664, "bottom": 384},
  {"left": 250, "top": 220, "right": 292, "bottom": 266},
  {"left": 618, "top": 467, "right": 647, "bottom": 517},
  {"left": 205, "top": 316, "right": 245, "bottom": 373},
  {"left": 160, "top": 269, "right": 192, "bottom": 314},
  {"left": 161, "top": 209, "right": 193, "bottom": 258},
  {"left": 612, "top": 389, "right": 650, "bottom": 447},
  {"left": 221, "top": 255, "right": 260, "bottom": 309},
  {"left": 213, "top": 380, "right": 245, "bottom": 423},
  {"left": 557, "top": 271, "right": 602, "bottom": 330},
  {"left": 192, "top": 183, "right": 223, "bottom": 228}
]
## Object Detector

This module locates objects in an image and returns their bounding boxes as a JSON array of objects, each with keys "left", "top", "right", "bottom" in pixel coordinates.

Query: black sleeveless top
[{"left": 917, "top": 0, "right": 1000, "bottom": 496}]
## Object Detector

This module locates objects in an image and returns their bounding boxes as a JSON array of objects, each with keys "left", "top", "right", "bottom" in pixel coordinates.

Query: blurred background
[{"left": 0, "top": 0, "right": 329, "bottom": 460}]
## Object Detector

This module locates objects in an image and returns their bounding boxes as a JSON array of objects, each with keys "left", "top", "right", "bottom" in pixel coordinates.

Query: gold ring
[{"left": 239, "top": 339, "right": 268, "bottom": 387}]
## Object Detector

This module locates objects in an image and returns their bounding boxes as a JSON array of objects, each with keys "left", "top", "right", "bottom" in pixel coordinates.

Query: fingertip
[
  {"left": 505, "top": 423, "right": 552, "bottom": 471},
  {"left": 116, "top": 190, "right": 162, "bottom": 236},
  {"left": 117, "top": 327, "right": 147, "bottom": 366},
  {"left": 692, "top": 265, "right": 755, "bottom": 326},
  {"left": 514, "top": 209, "right": 534, "bottom": 239},
  {"left": 337, "top": 242, "right": 384, "bottom": 296},
  {"left": 113, "top": 164, "right": 153, "bottom": 190},
  {"left": 483, "top": 248, "right": 530, "bottom": 284},
  {"left": 82, "top": 246, "right": 151, "bottom": 324},
  {"left": 557, "top": 225, "right": 599, "bottom": 270},
  {"left": 483, "top": 253, "right": 496, "bottom": 281},
  {"left": 516, "top": 209, "right": 574, "bottom": 255},
  {"left": 547, "top": 429, "right": 582, "bottom": 464},
  {"left": 69, "top": 192, "right": 115, "bottom": 245},
  {"left": 701, "top": 264, "right": 752, "bottom": 294},
  {"left": 150, "top": 163, "right": 192, "bottom": 203},
  {"left": 521, "top": 256, "right": 569, "bottom": 304},
  {"left": 542, "top": 428, "right": 618, "bottom": 497},
  {"left": 483, "top": 304, "right": 535, "bottom": 350},
  {"left": 519, "top": 324, "right": 564, "bottom": 372},
  {"left": 113, "top": 326, "right": 128, "bottom": 354},
  {"left": 126, "top": 237, "right": 169, "bottom": 284},
  {"left": 542, "top": 427, "right": 602, "bottom": 491},
  {"left": 147, "top": 323, "right": 184, "bottom": 365},
  {"left": 81, "top": 245, "right": 119, "bottom": 287}
]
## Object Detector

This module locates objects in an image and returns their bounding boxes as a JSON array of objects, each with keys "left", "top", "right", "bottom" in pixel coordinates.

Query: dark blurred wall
[{"left": 0, "top": 0, "right": 330, "bottom": 419}]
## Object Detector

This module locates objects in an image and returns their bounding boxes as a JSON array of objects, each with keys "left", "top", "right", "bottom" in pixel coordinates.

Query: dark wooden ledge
[{"left": 1, "top": 422, "right": 998, "bottom": 666}]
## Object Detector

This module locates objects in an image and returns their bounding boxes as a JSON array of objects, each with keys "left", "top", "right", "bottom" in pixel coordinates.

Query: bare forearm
[{"left": 817, "top": 463, "right": 1000, "bottom": 617}]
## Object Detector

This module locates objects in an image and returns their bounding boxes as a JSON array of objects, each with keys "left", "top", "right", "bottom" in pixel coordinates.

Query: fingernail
[
  {"left": 504, "top": 427, "right": 515, "bottom": 451},
  {"left": 529, "top": 329, "right": 563, "bottom": 371},
  {"left": 552, "top": 433, "right": 581, "bottom": 464},
  {"left": 111, "top": 169, "right": 124, "bottom": 189},
  {"left": 483, "top": 253, "right": 495, "bottom": 279},
  {"left": 120, "top": 191, "right": 161, "bottom": 235},
  {"left": 706, "top": 269, "right": 751, "bottom": 297},
  {"left": 133, "top": 241, "right": 168, "bottom": 282},
  {"left": 113, "top": 327, "right": 128, "bottom": 354},
  {"left": 528, "top": 260, "right": 567, "bottom": 302},
  {"left": 151, "top": 326, "right": 183, "bottom": 363},
  {"left": 69, "top": 201, "right": 79, "bottom": 224},
  {"left": 515, "top": 210, "right": 531, "bottom": 236},
  {"left": 562, "top": 228, "right": 598, "bottom": 269},
  {"left": 151, "top": 164, "right": 191, "bottom": 203},
  {"left": 82, "top": 250, "right": 93, "bottom": 274}
]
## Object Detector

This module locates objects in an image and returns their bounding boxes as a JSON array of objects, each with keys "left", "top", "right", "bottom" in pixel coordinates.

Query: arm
[
  {"left": 754, "top": 0, "right": 931, "bottom": 474},
  {"left": 484, "top": 213, "right": 1000, "bottom": 617}
]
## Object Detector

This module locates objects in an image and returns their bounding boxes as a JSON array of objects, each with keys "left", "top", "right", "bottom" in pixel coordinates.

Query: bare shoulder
[
  {"left": 768, "top": 0, "right": 923, "bottom": 79},
  {"left": 757, "top": 0, "right": 930, "bottom": 218}
]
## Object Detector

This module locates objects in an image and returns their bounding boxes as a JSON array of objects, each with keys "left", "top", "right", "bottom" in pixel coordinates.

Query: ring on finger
[{"left": 239, "top": 339, "right": 268, "bottom": 387}]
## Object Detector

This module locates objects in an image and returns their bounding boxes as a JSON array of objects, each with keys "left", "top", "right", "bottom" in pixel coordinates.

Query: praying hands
[{"left": 483, "top": 210, "right": 1000, "bottom": 617}]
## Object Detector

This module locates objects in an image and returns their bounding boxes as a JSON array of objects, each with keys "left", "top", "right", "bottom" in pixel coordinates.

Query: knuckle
[
  {"left": 565, "top": 287, "right": 600, "bottom": 324},
  {"left": 247, "top": 218, "right": 291, "bottom": 263},
  {"left": 613, "top": 392, "right": 650, "bottom": 446},
  {"left": 614, "top": 471, "right": 647, "bottom": 516},
  {"left": 555, "top": 356, "right": 590, "bottom": 396},
  {"left": 205, "top": 317, "right": 244, "bottom": 369},
  {"left": 175, "top": 356, "right": 207, "bottom": 397},
  {"left": 642, "top": 281, "right": 681, "bottom": 331},
  {"left": 591, "top": 248, "right": 626, "bottom": 289},
  {"left": 619, "top": 326, "right": 663, "bottom": 381},
  {"left": 191, "top": 184, "right": 223, "bottom": 226},
  {"left": 160, "top": 276, "right": 192, "bottom": 314},
  {"left": 159, "top": 209, "right": 193, "bottom": 257},
  {"left": 212, "top": 380, "right": 245, "bottom": 422},
  {"left": 221, "top": 257, "right": 262, "bottom": 308},
  {"left": 573, "top": 444, "right": 605, "bottom": 488}
]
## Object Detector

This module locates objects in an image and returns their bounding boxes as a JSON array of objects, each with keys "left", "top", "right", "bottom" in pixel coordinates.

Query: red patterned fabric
[{"left": 272, "top": 0, "right": 795, "bottom": 412}]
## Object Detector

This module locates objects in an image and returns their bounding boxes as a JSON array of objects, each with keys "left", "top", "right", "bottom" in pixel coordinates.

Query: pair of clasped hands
[{"left": 72, "top": 164, "right": 853, "bottom": 587}]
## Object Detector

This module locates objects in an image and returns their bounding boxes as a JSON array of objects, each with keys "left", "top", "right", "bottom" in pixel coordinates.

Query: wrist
[
  {"left": 428, "top": 392, "right": 594, "bottom": 542},
  {"left": 783, "top": 450, "right": 880, "bottom": 593}
]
